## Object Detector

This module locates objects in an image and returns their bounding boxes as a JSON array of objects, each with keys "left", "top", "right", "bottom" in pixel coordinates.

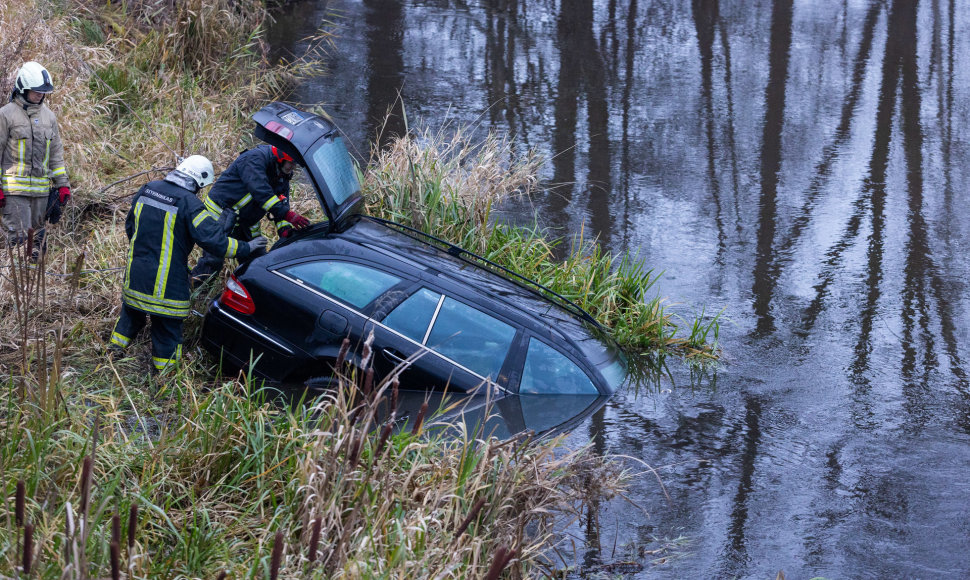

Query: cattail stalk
[
  {"left": 15, "top": 479, "right": 25, "bottom": 527},
  {"left": 270, "top": 530, "right": 284, "bottom": 580},
  {"left": 483, "top": 545, "right": 517, "bottom": 580},
  {"left": 22, "top": 521, "right": 34, "bottom": 574},
  {"left": 374, "top": 422, "right": 393, "bottom": 458},
  {"left": 79, "top": 456, "right": 92, "bottom": 516},
  {"left": 308, "top": 517, "right": 322, "bottom": 563},
  {"left": 110, "top": 541, "right": 121, "bottom": 580},
  {"left": 411, "top": 401, "right": 429, "bottom": 435},
  {"left": 453, "top": 498, "right": 487, "bottom": 539},
  {"left": 128, "top": 502, "right": 138, "bottom": 548},
  {"left": 111, "top": 512, "right": 121, "bottom": 546},
  {"left": 335, "top": 338, "right": 350, "bottom": 369}
]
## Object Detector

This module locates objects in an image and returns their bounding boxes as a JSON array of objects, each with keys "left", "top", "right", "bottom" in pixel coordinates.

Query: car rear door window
[
  {"left": 382, "top": 287, "right": 442, "bottom": 343},
  {"left": 519, "top": 338, "right": 598, "bottom": 395},
  {"left": 282, "top": 261, "right": 400, "bottom": 309},
  {"left": 426, "top": 297, "right": 516, "bottom": 379}
]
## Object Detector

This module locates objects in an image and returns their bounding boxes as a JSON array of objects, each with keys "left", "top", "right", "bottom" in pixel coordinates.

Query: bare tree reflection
[
  {"left": 751, "top": 0, "right": 794, "bottom": 336},
  {"left": 693, "top": 0, "right": 728, "bottom": 255},
  {"left": 550, "top": 0, "right": 613, "bottom": 247},
  {"left": 364, "top": 0, "right": 407, "bottom": 146}
]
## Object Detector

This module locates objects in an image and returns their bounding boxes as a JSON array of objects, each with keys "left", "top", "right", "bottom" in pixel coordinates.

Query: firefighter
[
  {"left": 0, "top": 62, "right": 71, "bottom": 259},
  {"left": 109, "top": 155, "right": 267, "bottom": 373},
  {"left": 190, "top": 144, "right": 310, "bottom": 285}
]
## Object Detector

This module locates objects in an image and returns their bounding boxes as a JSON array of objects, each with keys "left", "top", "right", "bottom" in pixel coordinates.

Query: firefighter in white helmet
[
  {"left": 0, "top": 62, "right": 71, "bottom": 259},
  {"left": 109, "top": 155, "right": 267, "bottom": 373}
]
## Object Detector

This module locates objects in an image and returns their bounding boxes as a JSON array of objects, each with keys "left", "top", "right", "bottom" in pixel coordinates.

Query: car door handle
[{"left": 383, "top": 348, "right": 406, "bottom": 364}]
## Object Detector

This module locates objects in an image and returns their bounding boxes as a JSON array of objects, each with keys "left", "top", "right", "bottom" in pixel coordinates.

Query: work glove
[
  {"left": 46, "top": 188, "right": 62, "bottom": 224},
  {"left": 284, "top": 210, "right": 310, "bottom": 229},
  {"left": 278, "top": 225, "right": 293, "bottom": 238},
  {"left": 247, "top": 236, "right": 268, "bottom": 253},
  {"left": 58, "top": 186, "right": 71, "bottom": 204},
  {"left": 0, "top": 188, "right": 5, "bottom": 209}
]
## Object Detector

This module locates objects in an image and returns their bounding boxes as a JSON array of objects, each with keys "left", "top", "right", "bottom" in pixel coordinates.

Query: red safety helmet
[{"left": 271, "top": 146, "right": 294, "bottom": 163}]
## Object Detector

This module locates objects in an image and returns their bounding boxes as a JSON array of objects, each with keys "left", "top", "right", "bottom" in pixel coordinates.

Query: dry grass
[{"left": 0, "top": 1, "right": 632, "bottom": 578}]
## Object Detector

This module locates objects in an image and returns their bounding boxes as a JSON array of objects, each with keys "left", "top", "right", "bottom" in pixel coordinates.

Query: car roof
[{"left": 263, "top": 218, "right": 619, "bottom": 366}]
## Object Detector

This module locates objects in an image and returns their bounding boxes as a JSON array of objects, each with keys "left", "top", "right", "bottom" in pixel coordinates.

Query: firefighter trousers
[{"left": 110, "top": 304, "right": 184, "bottom": 371}]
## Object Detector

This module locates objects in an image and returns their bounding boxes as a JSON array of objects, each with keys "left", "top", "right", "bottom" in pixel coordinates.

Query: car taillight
[{"left": 220, "top": 275, "right": 255, "bottom": 315}]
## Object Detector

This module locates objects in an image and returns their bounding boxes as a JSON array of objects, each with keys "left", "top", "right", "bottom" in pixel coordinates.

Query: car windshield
[{"left": 308, "top": 136, "right": 360, "bottom": 205}]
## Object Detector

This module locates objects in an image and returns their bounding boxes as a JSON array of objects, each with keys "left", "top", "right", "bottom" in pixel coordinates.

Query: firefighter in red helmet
[{"left": 190, "top": 145, "right": 310, "bottom": 285}]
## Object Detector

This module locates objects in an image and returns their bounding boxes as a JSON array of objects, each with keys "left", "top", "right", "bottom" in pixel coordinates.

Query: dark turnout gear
[
  {"left": 111, "top": 171, "right": 250, "bottom": 371},
  {"left": 191, "top": 144, "right": 307, "bottom": 282},
  {"left": 203, "top": 144, "right": 294, "bottom": 229},
  {"left": 110, "top": 304, "right": 184, "bottom": 371}
]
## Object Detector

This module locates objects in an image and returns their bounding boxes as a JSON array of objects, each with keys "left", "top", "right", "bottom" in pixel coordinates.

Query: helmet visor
[{"left": 32, "top": 69, "right": 54, "bottom": 93}]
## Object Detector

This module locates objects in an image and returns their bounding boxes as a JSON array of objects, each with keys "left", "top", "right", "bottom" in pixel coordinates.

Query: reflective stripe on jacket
[
  {"left": 0, "top": 93, "right": 69, "bottom": 196},
  {"left": 123, "top": 179, "right": 251, "bottom": 318},
  {"left": 203, "top": 145, "right": 291, "bottom": 228}
]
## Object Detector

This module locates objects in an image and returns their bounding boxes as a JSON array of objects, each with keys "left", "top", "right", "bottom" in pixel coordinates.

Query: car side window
[
  {"left": 426, "top": 297, "right": 516, "bottom": 379},
  {"left": 382, "top": 288, "right": 442, "bottom": 343},
  {"left": 281, "top": 261, "right": 401, "bottom": 309},
  {"left": 519, "top": 338, "right": 598, "bottom": 395}
]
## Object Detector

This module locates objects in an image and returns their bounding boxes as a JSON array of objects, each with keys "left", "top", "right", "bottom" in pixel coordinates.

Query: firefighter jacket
[
  {"left": 123, "top": 175, "right": 251, "bottom": 319},
  {"left": 203, "top": 145, "right": 293, "bottom": 234},
  {"left": 0, "top": 92, "right": 69, "bottom": 197}
]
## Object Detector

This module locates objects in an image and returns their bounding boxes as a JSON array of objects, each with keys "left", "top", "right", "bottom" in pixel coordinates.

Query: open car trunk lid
[{"left": 252, "top": 102, "right": 364, "bottom": 232}]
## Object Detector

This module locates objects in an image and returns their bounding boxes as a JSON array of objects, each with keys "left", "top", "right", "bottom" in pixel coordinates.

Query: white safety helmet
[
  {"left": 175, "top": 155, "right": 215, "bottom": 189},
  {"left": 15, "top": 62, "right": 54, "bottom": 94}
]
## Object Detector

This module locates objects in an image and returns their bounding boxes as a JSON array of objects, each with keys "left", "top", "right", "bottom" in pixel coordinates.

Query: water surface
[{"left": 269, "top": 1, "right": 970, "bottom": 577}]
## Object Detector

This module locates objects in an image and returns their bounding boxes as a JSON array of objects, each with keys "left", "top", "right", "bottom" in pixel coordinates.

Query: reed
[{"left": 363, "top": 125, "right": 721, "bottom": 364}]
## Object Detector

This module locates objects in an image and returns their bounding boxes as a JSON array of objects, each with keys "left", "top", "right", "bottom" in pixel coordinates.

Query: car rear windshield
[{"left": 309, "top": 136, "right": 360, "bottom": 205}]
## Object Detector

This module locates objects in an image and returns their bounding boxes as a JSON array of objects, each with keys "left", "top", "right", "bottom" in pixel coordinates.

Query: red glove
[
  {"left": 278, "top": 225, "right": 293, "bottom": 238},
  {"left": 58, "top": 186, "right": 71, "bottom": 204},
  {"left": 0, "top": 188, "right": 5, "bottom": 209},
  {"left": 284, "top": 210, "right": 310, "bottom": 229}
]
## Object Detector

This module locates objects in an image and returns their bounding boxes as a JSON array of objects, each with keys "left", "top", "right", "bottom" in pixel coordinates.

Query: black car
[{"left": 201, "top": 103, "right": 627, "bottom": 408}]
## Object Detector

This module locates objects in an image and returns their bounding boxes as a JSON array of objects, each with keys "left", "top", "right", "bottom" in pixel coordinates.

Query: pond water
[{"left": 269, "top": 1, "right": 970, "bottom": 577}]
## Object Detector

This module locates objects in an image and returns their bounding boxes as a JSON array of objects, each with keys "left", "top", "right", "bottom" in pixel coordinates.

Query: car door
[
  {"left": 272, "top": 258, "right": 409, "bottom": 383},
  {"left": 371, "top": 288, "right": 520, "bottom": 394}
]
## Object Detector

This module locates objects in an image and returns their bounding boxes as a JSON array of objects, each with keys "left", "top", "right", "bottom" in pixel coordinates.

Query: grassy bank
[{"left": 1, "top": 0, "right": 715, "bottom": 577}]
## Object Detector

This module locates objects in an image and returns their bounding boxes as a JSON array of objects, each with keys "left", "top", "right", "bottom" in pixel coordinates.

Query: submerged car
[{"left": 201, "top": 103, "right": 627, "bottom": 409}]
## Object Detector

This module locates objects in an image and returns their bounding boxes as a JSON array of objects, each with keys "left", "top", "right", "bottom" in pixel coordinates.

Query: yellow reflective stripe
[
  {"left": 110, "top": 332, "right": 132, "bottom": 348},
  {"left": 0, "top": 183, "right": 50, "bottom": 193},
  {"left": 1, "top": 175, "right": 53, "bottom": 193},
  {"left": 232, "top": 194, "right": 252, "bottom": 211},
  {"left": 204, "top": 197, "right": 223, "bottom": 215},
  {"left": 122, "top": 290, "right": 190, "bottom": 317},
  {"left": 261, "top": 196, "right": 280, "bottom": 211},
  {"left": 276, "top": 220, "right": 292, "bottom": 229},
  {"left": 43, "top": 139, "right": 50, "bottom": 174},
  {"left": 154, "top": 211, "right": 176, "bottom": 298},
  {"left": 153, "top": 345, "right": 182, "bottom": 369},
  {"left": 17, "top": 140, "right": 25, "bottom": 175},
  {"left": 123, "top": 287, "right": 191, "bottom": 309},
  {"left": 1, "top": 175, "right": 50, "bottom": 184},
  {"left": 226, "top": 237, "right": 237, "bottom": 257},
  {"left": 249, "top": 224, "right": 261, "bottom": 237},
  {"left": 192, "top": 211, "right": 212, "bottom": 228},
  {"left": 50, "top": 166, "right": 66, "bottom": 176},
  {"left": 126, "top": 203, "right": 143, "bottom": 284}
]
